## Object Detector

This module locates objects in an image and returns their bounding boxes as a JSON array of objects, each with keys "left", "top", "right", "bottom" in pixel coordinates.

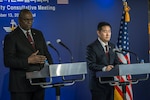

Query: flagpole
[
  {"left": 121, "top": 1, "right": 130, "bottom": 99},
  {"left": 114, "top": 1, "right": 133, "bottom": 100},
  {"left": 119, "top": 81, "right": 130, "bottom": 100}
]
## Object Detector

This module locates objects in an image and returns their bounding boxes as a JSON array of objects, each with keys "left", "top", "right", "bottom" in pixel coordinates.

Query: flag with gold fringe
[{"left": 114, "top": 1, "right": 133, "bottom": 100}]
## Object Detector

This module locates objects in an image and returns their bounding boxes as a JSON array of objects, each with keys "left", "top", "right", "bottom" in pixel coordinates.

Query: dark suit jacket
[
  {"left": 3, "top": 27, "right": 53, "bottom": 92},
  {"left": 86, "top": 39, "right": 120, "bottom": 91}
]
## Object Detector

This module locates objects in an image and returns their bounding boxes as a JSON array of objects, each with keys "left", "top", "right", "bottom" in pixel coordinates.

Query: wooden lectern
[
  {"left": 26, "top": 62, "right": 87, "bottom": 100},
  {"left": 96, "top": 63, "right": 150, "bottom": 100}
]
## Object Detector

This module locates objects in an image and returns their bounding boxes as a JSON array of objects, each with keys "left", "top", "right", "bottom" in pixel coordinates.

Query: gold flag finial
[{"left": 123, "top": 1, "right": 130, "bottom": 22}]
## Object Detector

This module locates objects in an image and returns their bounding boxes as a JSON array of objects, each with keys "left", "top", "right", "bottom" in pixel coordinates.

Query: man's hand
[
  {"left": 105, "top": 65, "right": 114, "bottom": 71},
  {"left": 28, "top": 50, "right": 47, "bottom": 64}
]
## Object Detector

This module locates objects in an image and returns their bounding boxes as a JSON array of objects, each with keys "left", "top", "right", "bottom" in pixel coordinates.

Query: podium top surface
[
  {"left": 96, "top": 63, "right": 150, "bottom": 77},
  {"left": 49, "top": 62, "right": 87, "bottom": 77},
  {"left": 26, "top": 62, "right": 87, "bottom": 79}
]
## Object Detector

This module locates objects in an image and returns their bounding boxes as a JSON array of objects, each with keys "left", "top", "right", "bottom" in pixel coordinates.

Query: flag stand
[{"left": 119, "top": 82, "right": 130, "bottom": 100}]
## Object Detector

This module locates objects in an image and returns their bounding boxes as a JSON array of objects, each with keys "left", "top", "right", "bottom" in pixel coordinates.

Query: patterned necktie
[{"left": 26, "top": 31, "right": 35, "bottom": 49}]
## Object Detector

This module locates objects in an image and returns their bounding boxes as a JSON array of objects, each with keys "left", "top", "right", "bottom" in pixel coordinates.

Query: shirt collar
[
  {"left": 19, "top": 25, "right": 31, "bottom": 34},
  {"left": 98, "top": 37, "right": 108, "bottom": 47}
]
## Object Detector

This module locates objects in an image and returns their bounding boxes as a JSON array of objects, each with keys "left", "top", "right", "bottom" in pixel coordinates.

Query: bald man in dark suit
[
  {"left": 86, "top": 22, "right": 121, "bottom": 100},
  {"left": 3, "top": 9, "right": 53, "bottom": 100}
]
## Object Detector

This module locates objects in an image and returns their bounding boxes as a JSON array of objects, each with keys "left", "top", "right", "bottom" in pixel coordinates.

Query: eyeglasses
[{"left": 21, "top": 18, "right": 34, "bottom": 22}]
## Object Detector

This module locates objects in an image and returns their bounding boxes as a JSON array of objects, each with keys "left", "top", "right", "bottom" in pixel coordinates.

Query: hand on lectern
[{"left": 106, "top": 65, "right": 114, "bottom": 71}]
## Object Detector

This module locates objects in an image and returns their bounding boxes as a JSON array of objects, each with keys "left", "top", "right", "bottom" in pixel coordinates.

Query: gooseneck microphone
[
  {"left": 113, "top": 48, "right": 140, "bottom": 63},
  {"left": 56, "top": 39, "right": 73, "bottom": 62},
  {"left": 113, "top": 48, "right": 122, "bottom": 53},
  {"left": 46, "top": 41, "right": 61, "bottom": 63}
]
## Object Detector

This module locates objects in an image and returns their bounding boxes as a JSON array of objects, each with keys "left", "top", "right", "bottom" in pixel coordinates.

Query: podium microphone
[
  {"left": 47, "top": 41, "right": 61, "bottom": 63},
  {"left": 113, "top": 48, "right": 122, "bottom": 53},
  {"left": 113, "top": 48, "right": 140, "bottom": 63},
  {"left": 56, "top": 39, "right": 73, "bottom": 62}
]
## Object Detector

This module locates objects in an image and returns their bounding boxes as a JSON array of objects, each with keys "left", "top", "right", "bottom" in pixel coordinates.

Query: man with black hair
[{"left": 86, "top": 22, "right": 121, "bottom": 100}]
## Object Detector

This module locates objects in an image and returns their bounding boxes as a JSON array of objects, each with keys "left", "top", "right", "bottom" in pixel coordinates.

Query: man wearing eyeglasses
[{"left": 3, "top": 9, "right": 53, "bottom": 100}]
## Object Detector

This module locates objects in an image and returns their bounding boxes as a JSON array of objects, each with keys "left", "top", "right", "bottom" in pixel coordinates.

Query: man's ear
[{"left": 97, "top": 30, "right": 100, "bottom": 36}]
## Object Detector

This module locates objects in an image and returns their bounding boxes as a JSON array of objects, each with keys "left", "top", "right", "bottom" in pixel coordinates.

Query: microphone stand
[
  {"left": 47, "top": 43, "right": 61, "bottom": 63},
  {"left": 115, "top": 48, "right": 140, "bottom": 63},
  {"left": 67, "top": 49, "right": 74, "bottom": 63},
  {"left": 57, "top": 40, "right": 74, "bottom": 63},
  {"left": 122, "top": 49, "right": 140, "bottom": 63}
]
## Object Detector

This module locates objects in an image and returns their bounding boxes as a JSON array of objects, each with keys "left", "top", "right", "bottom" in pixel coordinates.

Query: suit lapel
[
  {"left": 31, "top": 30, "right": 41, "bottom": 51},
  {"left": 95, "top": 39, "right": 116, "bottom": 64},
  {"left": 17, "top": 27, "right": 35, "bottom": 51},
  {"left": 108, "top": 43, "right": 115, "bottom": 64},
  {"left": 31, "top": 30, "right": 37, "bottom": 48},
  {"left": 96, "top": 39, "right": 105, "bottom": 53},
  {"left": 95, "top": 40, "right": 109, "bottom": 64}
]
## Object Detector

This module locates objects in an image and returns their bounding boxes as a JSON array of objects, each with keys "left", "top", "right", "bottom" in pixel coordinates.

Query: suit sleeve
[
  {"left": 3, "top": 34, "right": 29, "bottom": 69},
  {"left": 86, "top": 45, "right": 106, "bottom": 71}
]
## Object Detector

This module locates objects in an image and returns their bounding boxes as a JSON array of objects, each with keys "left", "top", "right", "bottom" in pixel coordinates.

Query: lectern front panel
[
  {"left": 96, "top": 63, "right": 150, "bottom": 77},
  {"left": 49, "top": 62, "right": 87, "bottom": 77}
]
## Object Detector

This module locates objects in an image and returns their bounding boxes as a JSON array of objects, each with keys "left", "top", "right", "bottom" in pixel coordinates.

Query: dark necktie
[
  {"left": 26, "top": 31, "right": 35, "bottom": 49},
  {"left": 105, "top": 45, "right": 109, "bottom": 60},
  {"left": 105, "top": 45, "right": 109, "bottom": 53}
]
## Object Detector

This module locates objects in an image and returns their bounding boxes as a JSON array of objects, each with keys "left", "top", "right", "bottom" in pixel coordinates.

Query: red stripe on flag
[
  {"left": 126, "top": 85, "right": 133, "bottom": 100},
  {"left": 116, "top": 76, "right": 126, "bottom": 82},
  {"left": 124, "top": 54, "right": 130, "bottom": 64},
  {"left": 115, "top": 86, "right": 123, "bottom": 97}
]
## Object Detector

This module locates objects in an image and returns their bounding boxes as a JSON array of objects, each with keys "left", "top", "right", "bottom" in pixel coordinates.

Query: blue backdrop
[{"left": 0, "top": 0, "right": 149, "bottom": 100}]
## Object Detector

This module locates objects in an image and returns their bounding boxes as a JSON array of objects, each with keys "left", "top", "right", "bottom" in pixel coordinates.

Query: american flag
[
  {"left": 114, "top": 4, "right": 133, "bottom": 100},
  {"left": 57, "top": 0, "right": 69, "bottom": 4}
]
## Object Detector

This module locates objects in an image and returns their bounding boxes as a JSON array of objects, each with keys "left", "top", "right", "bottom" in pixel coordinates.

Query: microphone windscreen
[
  {"left": 46, "top": 41, "right": 51, "bottom": 45},
  {"left": 56, "top": 39, "right": 61, "bottom": 43},
  {"left": 113, "top": 48, "right": 117, "bottom": 52}
]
